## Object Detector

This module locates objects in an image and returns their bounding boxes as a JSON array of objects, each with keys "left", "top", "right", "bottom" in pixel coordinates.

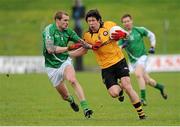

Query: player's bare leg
[
  {"left": 144, "top": 72, "right": 167, "bottom": 99},
  {"left": 121, "top": 76, "right": 146, "bottom": 119},
  {"left": 134, "top": 65, "right": 147, "bottom": 106},
  {"left": 56, "top": 82, "right": 79, "bottom": 112},
  {"left": 64, "top": 65, "right": 93, "bottom": 118},
  {"left": 108, "top": 85, "right": 124, "bottom": 102}
]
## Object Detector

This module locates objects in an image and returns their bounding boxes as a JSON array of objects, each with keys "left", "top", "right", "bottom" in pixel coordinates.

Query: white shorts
[
  {"left": 45, "top": 57, "right": 72, "bottom": 87},
  {"left": 131, "top": 55, "right": 148, "bottom": 71}
]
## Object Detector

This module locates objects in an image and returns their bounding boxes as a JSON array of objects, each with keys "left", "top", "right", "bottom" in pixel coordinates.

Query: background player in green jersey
[
  {"left": 118, "top": 14, "right": 167, "bottom": 106},
  {"left": 42, "top": 11, "right": 93, "bottom": 118}
]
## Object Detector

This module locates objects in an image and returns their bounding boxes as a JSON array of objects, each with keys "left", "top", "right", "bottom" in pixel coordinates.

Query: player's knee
[
  {"left": 135, "top": 73, "right": 143, "bottom": 79},
  {"left": 134, "top": 71, "right": 143, "bottom": 79},
  {"left": 109, "top": 90, "right": 119, "bottom": 98},
  {"left": 145, "top": 78, "right": 150, "bottom": 84},
  {"left": 122, "top": 83, "right": 131, "bottom": 91},
  {"left": 67, "top": 78, "right": 77, "bottom": 85},
  {"left": 121, "top": 80, "right": 133, "bottom": 92}
]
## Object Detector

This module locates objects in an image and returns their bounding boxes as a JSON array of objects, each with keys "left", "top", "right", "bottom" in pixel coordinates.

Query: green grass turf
[{"left": 0, "top": 72, "right": 180, "bottom": 125}]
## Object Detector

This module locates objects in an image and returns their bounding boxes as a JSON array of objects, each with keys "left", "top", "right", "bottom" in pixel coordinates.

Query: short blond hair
[{"left": 54, "top": 11, "right": 69, "bottom": 20}]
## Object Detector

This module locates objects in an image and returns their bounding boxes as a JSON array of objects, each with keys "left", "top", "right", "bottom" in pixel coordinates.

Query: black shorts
[{"left": 101, "top": 58, "right": 130, "bottom": 89}]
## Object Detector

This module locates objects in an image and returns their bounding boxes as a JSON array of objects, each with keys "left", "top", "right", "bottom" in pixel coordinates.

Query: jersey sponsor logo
[
  {"left": 103, "top": 31, "right": 108, "bottom": 36},
  {"left": 46, "top": 35, "right": 52, "bottom": 39},
  {"left": 55, "top": 34, "right": 60, "bottom": 38}
]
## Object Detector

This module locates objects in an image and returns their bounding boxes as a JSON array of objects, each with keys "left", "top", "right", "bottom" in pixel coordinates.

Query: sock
[
  {"left": 133, "top": 101, "right": 145, "bottom": 118},
  {"left": 80, "top": 100, "right": 89, "bottom": 110},
  {"left": 66, "top": 95, "right": 74, "bottom": 104},
  {"left": 119, "top": 90, "right": 123, "bottom": 97},
  {"left": 140, "top": 89, "right": 146, "bottom": 100},
  {"left": 155, "top": 83, "right": 164, "bottom": 91}
]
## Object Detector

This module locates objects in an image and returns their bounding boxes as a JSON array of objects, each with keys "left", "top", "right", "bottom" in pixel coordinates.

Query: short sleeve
[
  {"left": 69, "top": 29, "right": 81, "bottom": 43},
  {"left": 44, "top": 24, "right": 54, "bottom": 42},
  {"left": 137, "top": 27, "right": 149, "bottom": 36}
]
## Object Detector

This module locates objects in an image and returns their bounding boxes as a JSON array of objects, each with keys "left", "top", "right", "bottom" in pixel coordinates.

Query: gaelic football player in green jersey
[
  {"left": 42, "top": 11, "right": 93, "bottom": 118},
  {"left": 118, "top": 14, "right": 167, "bottom": 106}
]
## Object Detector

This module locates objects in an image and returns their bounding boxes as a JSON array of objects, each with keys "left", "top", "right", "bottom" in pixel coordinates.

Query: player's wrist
[
  {"left": 67, "top": 45, "right": 74, "bottom": 51},
  {"left": 149, "top": 46, "right": 155, "bottom": 54},
  {"left": 66, "top": 47, "right": 69, "bottom": 51}
]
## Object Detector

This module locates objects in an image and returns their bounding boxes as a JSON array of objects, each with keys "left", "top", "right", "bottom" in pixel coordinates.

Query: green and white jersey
[
  {"left": 42, "top": 23, "right": 80, "bottom": 68},
  {"left": 118, "top": 26, "right": 149, "bottom": 63}
]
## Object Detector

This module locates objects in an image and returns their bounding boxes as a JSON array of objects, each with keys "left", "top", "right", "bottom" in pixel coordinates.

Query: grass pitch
[{"left": 0, "top": 72, "right": 180, "bottom": 125}]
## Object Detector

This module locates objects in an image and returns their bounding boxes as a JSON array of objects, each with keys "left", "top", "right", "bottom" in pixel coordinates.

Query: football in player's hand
[{"left": 109, "top": 26, "right": 129, "bottom": 40}]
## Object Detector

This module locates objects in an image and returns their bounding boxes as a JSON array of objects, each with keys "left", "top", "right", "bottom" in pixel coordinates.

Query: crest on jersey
[{"left": 103, "top": 31, "right": 108, "bottom": 36}]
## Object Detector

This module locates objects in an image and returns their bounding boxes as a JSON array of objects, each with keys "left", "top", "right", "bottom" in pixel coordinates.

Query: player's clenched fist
[
  {"left": 68, "top": 43, "right": 83, "bottom": 51},
  {"left": 92, "top": 41, "right": 102, "bottom": 50}
]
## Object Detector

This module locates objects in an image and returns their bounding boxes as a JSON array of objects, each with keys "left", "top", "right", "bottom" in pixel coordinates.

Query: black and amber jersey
[{"left": 83, "top": 21, "right": 125, "bottom": 69}]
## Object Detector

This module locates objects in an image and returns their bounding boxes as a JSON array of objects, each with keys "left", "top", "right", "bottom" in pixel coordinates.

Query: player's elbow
[{"left": 47, "top": 48, "right": 54, "bottom": 54}]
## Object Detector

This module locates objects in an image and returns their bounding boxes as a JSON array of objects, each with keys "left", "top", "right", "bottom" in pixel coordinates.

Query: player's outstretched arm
[
  {"left": 46, "top": 39, "right": 68, "bottom": 54},
  {"left": 77, "top": 39, "right": 92, "bottom": 49},
  {"left": 68, "top": 47, "right": 88, "bottom": 57},
  {"left": 147, "top": 30, "right": 156, "bottom": 54},
  {"left": 68, "top": 43, "right": 83, "bottom": 51}
]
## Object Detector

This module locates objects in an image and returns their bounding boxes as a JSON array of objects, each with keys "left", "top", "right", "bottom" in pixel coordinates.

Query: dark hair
[
  {"left": 121, "top": 14, "right": 132, "bottom": 22},
  {"left": 85, "top": 9, "right": 102, "bottom": 22},
  {"left": 54, "top": 11, "right": 69, "bottom": 20}
]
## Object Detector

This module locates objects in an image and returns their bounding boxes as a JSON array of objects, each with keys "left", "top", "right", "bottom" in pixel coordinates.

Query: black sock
[{"left": 133, "top": 101, "right": 145, "bottom": 118}]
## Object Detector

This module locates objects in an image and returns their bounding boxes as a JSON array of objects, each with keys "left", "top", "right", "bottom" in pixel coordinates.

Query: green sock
[
  {"left": 66, "top": 95, "right": 74, "bottom": 104},
  {"left": 155, "top": 83, "right": 164, "bottom": 91},
  {"left": 140, "top": 89, "right": 146, "bottom": 100},
  {"left": 80, "top": 100, "right": 89, "bottom": 110}
]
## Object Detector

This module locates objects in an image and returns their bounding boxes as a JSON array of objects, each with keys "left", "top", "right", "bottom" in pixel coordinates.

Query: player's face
[
  {"left": 122, "top": 17, "right": 133, "bottom": 30},
  {"left": 87, "top": 17, "right": 100, "bottom": 32},
  {"left": 56, "top": 14, "right": 69, "bottom": 30}
]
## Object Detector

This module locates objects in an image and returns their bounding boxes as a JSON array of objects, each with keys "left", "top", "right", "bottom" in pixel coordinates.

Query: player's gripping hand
[
  {"left": 111, "top": 30, "right": 127, "bottom": 41},
  {"left": 148, "top": 47, "right": 155, "bottom": 54},
  {"left": 92, "top": 41, "right": 102, "bottom": 50},
  {"left": 68, "top": 43, "right": 83, "bottom": 51}
]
